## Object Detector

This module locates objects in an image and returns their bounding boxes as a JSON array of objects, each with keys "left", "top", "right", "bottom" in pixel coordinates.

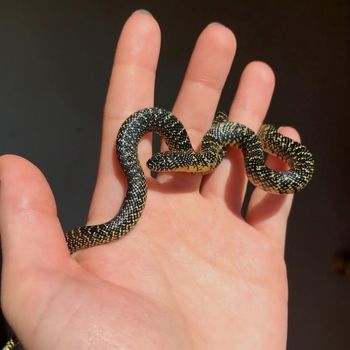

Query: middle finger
[{"left": 158, "top": 23, "right": 236, "bottom": 189}]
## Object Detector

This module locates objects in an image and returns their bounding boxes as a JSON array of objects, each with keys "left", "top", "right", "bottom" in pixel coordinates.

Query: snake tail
[{"left": 1, "top": 337, "right": 18, "bottom": 350}]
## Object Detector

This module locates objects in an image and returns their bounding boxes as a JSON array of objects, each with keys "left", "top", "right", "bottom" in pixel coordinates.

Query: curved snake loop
[
  {"left": 65, "top": 107, "right": 314, "bottom": 253},
  {"left": 2, "top": 107, "right": 314, "bottom": 350}
]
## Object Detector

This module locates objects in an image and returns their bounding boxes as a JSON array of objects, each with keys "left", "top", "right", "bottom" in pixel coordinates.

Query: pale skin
[{"left": 0, "top": 10, "right": 301, "bottom": 350}]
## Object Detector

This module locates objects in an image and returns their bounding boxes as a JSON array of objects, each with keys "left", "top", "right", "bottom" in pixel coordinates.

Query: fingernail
[
  {"left": 133, "top": 9, "right": 153, "bottom": 16},
  {"left": 208, "top": 22, "right": 226, "bottom": 27}
]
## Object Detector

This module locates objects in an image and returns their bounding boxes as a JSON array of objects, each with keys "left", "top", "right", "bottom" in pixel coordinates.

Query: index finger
[{"left": 88, "top": 10, "right": 160, "bottom": 224}]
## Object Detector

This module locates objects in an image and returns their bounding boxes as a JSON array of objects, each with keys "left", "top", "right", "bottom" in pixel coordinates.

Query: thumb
[{"left": 0, "top": 155, "right": 72, "bottom": 339}]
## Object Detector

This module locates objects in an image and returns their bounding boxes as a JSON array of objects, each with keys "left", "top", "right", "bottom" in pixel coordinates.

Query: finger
[
  {"left": 158, "top": 22, "right": 236, "bottom": 188},
  {"left": 89, "top": 10, "right": 160, "bottom": 224},
  {"left": 201, "top": 61, "right": 275, "bottom": 214},
  {"left": 246, "top": 127, "right": 300, "bottom": 253},
  {"left": 0, "top": 155, "right": 71, "bottom": 327}
]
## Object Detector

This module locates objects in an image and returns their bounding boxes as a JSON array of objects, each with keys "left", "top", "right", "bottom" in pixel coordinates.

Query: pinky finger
[{"left": 245, "top": 127, "right": 300, "bottom": 252}]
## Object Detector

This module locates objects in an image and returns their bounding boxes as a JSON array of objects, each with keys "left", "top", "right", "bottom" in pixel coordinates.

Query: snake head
[
  {"left": 147, "top": 150, "right": 219, "bottom": 174},
  {"left": 147, "top": 150, "right": 191, "bottom": 172}
]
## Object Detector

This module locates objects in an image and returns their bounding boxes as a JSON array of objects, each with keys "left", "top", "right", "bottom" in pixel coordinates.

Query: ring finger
[{"left": 200, "top": 61, "right": 275, "bottom": 215}]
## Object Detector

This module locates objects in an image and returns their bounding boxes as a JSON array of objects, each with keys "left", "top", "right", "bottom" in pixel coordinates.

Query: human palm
[{"left": 0, "top": 11, "right": 300, "bottom": 350}]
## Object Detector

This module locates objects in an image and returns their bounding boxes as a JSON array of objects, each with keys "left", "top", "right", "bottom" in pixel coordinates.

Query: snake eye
[
  {"left": 146, "top": 156, "right": 159, "bottom": 171},
  {"left": 147, "top": 152, "right": 171, "bottom": 171},
  {"left": 147, "top": 151, "right": 186, "bottom": 172}
]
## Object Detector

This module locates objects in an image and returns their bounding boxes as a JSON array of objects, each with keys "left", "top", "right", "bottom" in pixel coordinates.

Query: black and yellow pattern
[
  {"left": 65, "top": 107, "right": 193, "bottom": 253},
  {"left": 2, "top": 107, "right": 314, "bottom": 350},
  {"left": 65, "top": 107, "right": 314, "bottom": 254},
  {"left": 147, "top": 111, "right": 314, "bottom": 194},
  {"left": 2, "top": 338, "right": 17, "bottom": 350}
]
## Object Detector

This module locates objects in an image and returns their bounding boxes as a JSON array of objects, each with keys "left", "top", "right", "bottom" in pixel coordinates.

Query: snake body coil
[
  {"left": 147, "top": 111, "right": 314, "bottom": 194},
  {"left": 65, "top": 107, "right": 314, "bottom": 254},
  {"left": 2, "top": 107, "right": 314, "bottom": 350}
]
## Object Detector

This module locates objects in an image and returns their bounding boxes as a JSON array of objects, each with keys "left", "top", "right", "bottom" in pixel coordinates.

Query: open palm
[{"left": 0, "top": 11, "right": 300, "bottom": 350}]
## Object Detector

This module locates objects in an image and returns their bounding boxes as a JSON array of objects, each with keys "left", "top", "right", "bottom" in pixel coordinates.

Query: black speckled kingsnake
[
  {"left": 64, "top": 107, "right": 314, "bottom": 253},
  {"left": 2, "top": 106, "right": 314, "bottom": 350}
]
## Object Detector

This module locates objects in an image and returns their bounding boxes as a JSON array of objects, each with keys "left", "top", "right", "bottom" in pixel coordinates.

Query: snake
[{"left": 2, "top": 107, "right": 314, "bottom": 349}]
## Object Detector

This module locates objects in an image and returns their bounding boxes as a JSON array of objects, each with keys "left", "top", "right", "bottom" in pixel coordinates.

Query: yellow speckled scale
[
  {"left": 148, "top": 111, "right": 314, "bottom": 194},
  {"left": 3, "top": 107, "right": 314, "bottom": 350},
  {"left": 2, "top": 338, "right": 17, "bottom": 350}
]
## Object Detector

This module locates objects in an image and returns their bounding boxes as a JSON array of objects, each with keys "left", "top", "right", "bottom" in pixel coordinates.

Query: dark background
[{"left": 0, "top": 1, "right": 349, "bottom": 349}]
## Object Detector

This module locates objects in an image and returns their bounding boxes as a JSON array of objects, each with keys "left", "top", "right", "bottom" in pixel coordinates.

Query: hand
[{"left": 0, "top": 10, "right": 300, "bottom": 350}]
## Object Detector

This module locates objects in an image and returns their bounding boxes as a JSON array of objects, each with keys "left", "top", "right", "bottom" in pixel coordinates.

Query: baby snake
[{"left": 2, "top": 107, "right": 314, "bottom": 349}]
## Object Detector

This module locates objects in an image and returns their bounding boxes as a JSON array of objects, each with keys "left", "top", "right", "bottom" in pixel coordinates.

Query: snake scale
[{"left": 2, "top": 107, "right": 314, "bottom": 349}]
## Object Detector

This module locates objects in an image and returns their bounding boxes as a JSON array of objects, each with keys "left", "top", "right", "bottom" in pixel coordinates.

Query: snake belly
[
  {"left": 147, "top": 113, "right": 314, "bottom": 194},
  {"left": 64, "top": 107, "right": 193, "bottom": 253}
]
